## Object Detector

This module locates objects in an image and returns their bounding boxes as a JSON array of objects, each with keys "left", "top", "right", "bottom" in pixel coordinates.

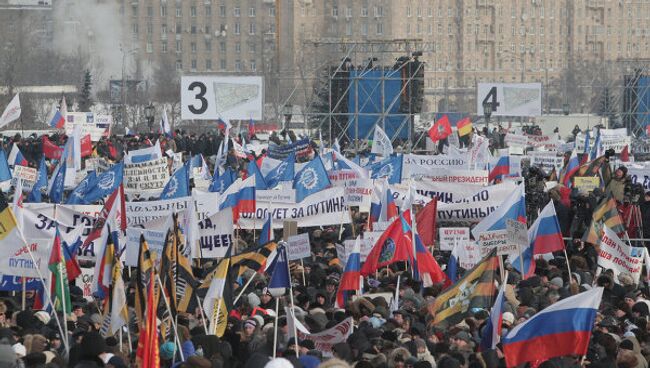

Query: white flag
[
  {"left": 371, "top": 126, "right": 393, "bottom": 157},
  {"left": 160, "top": 108, "right": 171, "bottom": 135},
  {"left": 0, "top": 94, "right": 21, "bottom": 128}
]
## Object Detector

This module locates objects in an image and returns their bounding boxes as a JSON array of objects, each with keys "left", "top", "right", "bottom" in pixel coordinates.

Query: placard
[
  {"left": 181, "top": 75, "right": 264, "bottom": 121},
  {"left": 504, "top": 133, "right": 528, "bottom": 147},
  {"left": 439, "top": 227, "right": 469, "bottom": 251},
  {"left": 529, "top": 152, "right": 564, "bottom": 173},
  {"left": 506, "top": 219, "right": 528, "bottom": 247},
  {"left": 287, "top": 233, "right": 311, "bottom": 261},
  {"left": 76, "top": 267, "right": 95, "bottom": 302},
  {"left": 478, "top": 230, "right": 519, "bottom": 257},
  {"left": 123, "top": 157, "right": 170, "bottom": 198},
  {"left": 13, "top": 165, "right": 37, "bottom": 182},
  {"left": 574, "top": 177, "right": 600, "bottom": 193},
  {"left": 599, "top": 226, "right": 645, "bottom": 284},
  {"left": 476, "top": 82, "right": 542, "bottom": 117}
]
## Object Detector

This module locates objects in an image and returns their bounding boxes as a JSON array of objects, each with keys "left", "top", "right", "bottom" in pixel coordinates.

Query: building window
[
  {"left": 361, "top": 22, "right": 368, "bottom": 35},
  {"left": 191, "top": 25, "right": 197, "bottom": 34},
  {"left": 376, "top": 22, "right": 383, "bottom": 35},
  {"left": 161, "top": 5, "right": 167, "bottom": 16},
  {"left": 132, "top": 5, "right": 138, "bottom": 16},
  {"left": 191, "top": 6, "right": 197, "bottom": 17},
  {"left": 249, "top": 7, "right": 256, "bottom": 17},
  {"left": 205, "top": 25, "right": 211, "bottom": 34},
  {"left": 176, "top": 60, "right": 182, "bottom": 70},
  {"left": 346, "top": 7, "right": 352, "bottom": 18},
  {"left": 220, "top": 59, "right": 226, "bottom": 70},
  {"left": 234, "top": 7, "right": 240, "bottom": 17},
  {"left": 205, "top": 40, "right": 212, "bottom": 51},
  {"left": 176, "top": 6, "right": 181, "bottom": 17},
  {"left": 332, "top": 6, "right": 338, "bottom": 17},
  {"left": 220, "top": 42, "right": 226, "bottom": 52},
  {"left": 191, "top": 59, "right": 197, "bottom": 70},
  {"left": 191, "top": 42, "right": 197, "bottom": 53},
  {"left": 176, "top": 40, "right": 182, "bottom": 52},
  {"left": 417, "top": 7, "right": 422, "bottom": 17},
  {"left": 249, "top": 23, "right": 256, "bottom": 34},
  {"left": 235, "top": 60, "right": 242, "bottom": 71},
  {"left": 407, "top": 6, "right": 411, "bottom": 17},
  {"left": 220, "top": 5, "right": 226, "bottom": 17},
  {"left": 206, "top": 59, "right": 212, "bottom": 70},
  {"left": 147, "top": 6, "right": 153, "bottom": 17},
  {"left": 176, "top": 23, "right": 182, "bottom": 33},
  {"left": 206, "top": 6, "right": 211, "bottom": 16},
  {"left": 249, "top": 42, "right": 256, "bottom": 53},
  {"left": 269, "top": 7, "right": 275, "bottom": 16},
  {"left": 361, "top": 7, "right": 368, "bottom": 17},
  {"left": 162, "top": 42, "right": 168, "bottom": 53},
  {"left": 147, "top": 23, "right": 153, "bottom": 34},
  {"left": 346, "top": 23, "right": 352, "bottom": 35},
  {"left": 162, "top": 24, "right": 167, "bottom": 34},
  {"left": 250, "top": 60, "right": 256, "bottom": 72},
  {"left": 146, "top": 42, "right": 153, "bottom": 53},
  {"left": 234, "top": 22, "right": 240, "bottom": 34},
  {"left": 235, "top": 42, "right": 241, "bottom": 53},
  {"left": 375, "top": 6, "right": 383, "bottom": 17},
  {"left": 132, "top": 23, "right": 138, "bottom": 35}
]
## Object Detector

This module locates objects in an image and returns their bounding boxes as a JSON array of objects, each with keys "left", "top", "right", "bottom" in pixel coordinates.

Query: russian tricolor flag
[
  {"left": 336, "top": 236, "right": 362, "bottom": 308},
  {"left": 561, "top": 150, "right": 580, "bottom": 187},
  {"left": 259, "top": 214, "right": 272, "bottom": 245},
  {"left": 369, "top": 180, "right": 398, "bottom": 229},
  {"left": 48, "top": 105, "right": 65, "bottom": 129},
  {"left": 472, "top": 182, "right": 526, "bottom": 238},
  {"left": 503, "top": 287, "right": 603, "bottom": 367},
  {"left": 488, "top": 156, "right": 510, "bottom": 182},
  {"left": 510, "top": 201, "right": 565, "bottom": 278},
  {"left": 8, "top": 143, "right": 27, "bottom": 167},
  {"left": 219, "top": 176, "right": 256, "bottom": 222}
]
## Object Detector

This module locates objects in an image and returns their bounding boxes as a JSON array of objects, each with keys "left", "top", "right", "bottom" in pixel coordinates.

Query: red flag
[
  {"left": 80, "top": 135, "right": 93, "bottom": 157},
  {"left": 135, "top": 269, "right": 160, "bottom": 368},
  {"left": 416, "top": 199, "right": 437, "bottom": 247},
  {"left": 360, "top": 214, "right": 415, "bottom": 276},
  {"left": 620, "top": 145, "right": 630, "bottom": 162},
  {"left": 42, "top": 136, "right": 64, "bottom": 160},
  {"left": 107, "top": 141, "right": 117, "bottom": 159},
  {"left": 428, "top": 115, "right": 452, "bottom": 142}
]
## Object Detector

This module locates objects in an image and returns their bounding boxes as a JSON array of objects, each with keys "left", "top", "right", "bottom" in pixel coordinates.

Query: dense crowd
[{"left": 0, "top": 125, "right": 649, "bottom": 368}]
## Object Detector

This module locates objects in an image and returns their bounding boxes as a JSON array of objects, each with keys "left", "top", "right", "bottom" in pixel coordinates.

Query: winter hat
[
  {"left": 550, "top": 277, "right": 564, "bottom": 288},
  {"left": 502, "top": 312, "right": 515, "bottom": 326},
  {"left": 244, "top": 319, "right": 257, "bottom": 329},
  {"left": 160, "top": 341, "right": 176, "bottom": 360},
  {"left": 12, "top": 343, "right": 26, "bottom": 357},
  {"left": 247, "top": 292, "right": 261, "bottom": 308},
  {"left": 33, "top": 311, "right": 50, "bottom": 325},
  {"left": 264, "top": 357, "right": 294, "bottom": 368}
]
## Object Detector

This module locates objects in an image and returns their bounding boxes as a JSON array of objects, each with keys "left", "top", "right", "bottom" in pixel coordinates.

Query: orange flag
[{"left": 136, "top": 269, "right": 160, "bottom": 368}]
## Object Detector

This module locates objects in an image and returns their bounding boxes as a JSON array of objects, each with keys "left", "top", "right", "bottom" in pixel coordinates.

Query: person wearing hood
[
  {"left": 619, "top": 336, "right": 648, "bottom": 368},
  {"left": 606, "top": 166, "right": 629, "bottom": 203}
]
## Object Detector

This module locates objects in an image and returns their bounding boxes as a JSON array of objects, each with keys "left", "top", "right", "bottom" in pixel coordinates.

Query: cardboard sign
[
  {"left": 574, "top": 177, "right": 600, "bottom": 193},
  {"left": 439, "top": 227, "right": 470, "bottom": 251},
  {"left": 13, "top": 165, "right": 37, "bottom": 182},
  {"left": 76, "top": 267, "right": 95, "bottom": 302},
  {"left": 506, "top": 219, "right": 528, "bottom": 247},
  {"left": 456, "top": 241, "right": 482, "bottom": 269},
  {"left": 287, "top": 233, "right": 311, "bottom": 261},
  {"left": 478, "top": 230, "right": 519, "bottom": 257},
  {"left": 599, "top": 226, "right": 645, "bottom": 284},
  {"left": 504, "top": 133, "right": 529, "bottom": 147}
]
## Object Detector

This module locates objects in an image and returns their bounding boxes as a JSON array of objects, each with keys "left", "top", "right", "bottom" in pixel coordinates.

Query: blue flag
[
  {"left": 81, "top": 161, "right": 125, "bottom": 204},
  {"left": 247, "top": 160, "right": 268, "bottom": 190},
  {"left": 209, "top": 167, "right": 236, "bottom": 194},
  {"left": 28, "top": 157, "right": 48, "bottom": 203},
  {"left": 66, "top": 171, "right": 98, "bottom": 205},
  {"left": 259, "top": 215, "right": 273, "bottom": 246},
  {"left": 160, "top": 161, "right": 190, "bottom": 199},
  {"left": 265, "top": 152, "right": 295, "bottom": 188},
  {"left": 0, "top": 150, "right": 11, "bottom": 182},
  {"left": 267, "top": 245, "right": 290, "bottom": 295},
  {"left": 293, "top": 156, "right": 330, "bottom": 202},
  {"left": 49, "top": 160, "right": 67, "bottom": 203},
  {"left": 369, "top": 155, "right": 403, "bottom": 184}
]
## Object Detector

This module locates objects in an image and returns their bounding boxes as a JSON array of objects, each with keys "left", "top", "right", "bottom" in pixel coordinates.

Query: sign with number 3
[{"left": 181, "top": 76, "right": 264, "bottom": 121}]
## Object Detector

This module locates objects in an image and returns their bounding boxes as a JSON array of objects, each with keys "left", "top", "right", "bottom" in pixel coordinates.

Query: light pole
[
  {"left": 483, "top": 101, "right": 493, "bottom": 133},
  {"left": 144, "top": 103, "right": 155, "bottom": 133},
  {"left": 120, "top": 46, "right": 139, "bottom": 129}
]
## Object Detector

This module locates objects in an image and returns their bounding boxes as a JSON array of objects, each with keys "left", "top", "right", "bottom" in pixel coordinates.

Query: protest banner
[
  {"left": 574, "top": 177, "right": 601, "bottom": 193},
  {"left": 504, "top": 133, "right": 529, "bottom": 147},
  {"left": 599, "top": 226, "right": 645, "bottom": 284},
  {"left": 13, "top": 165, "right": 37, "bottom": 182},
  {"left": 196, "top": 210, "right": 234, "bottom": 259},
  {"left": 0, "top": 238, "right": 50, "bottom": 279},
  {"left": 439, "top": 227, "right": 470, "bottom": 251},
  {"left": 287, "top": 233, "right": 311, "bottom": 261},
  {"left": 64, "top": 112, "right": 111, "bottom": 141},
  {"left": 328, "top": 170, "right": 373, "bottom": 210},
  {"left": 124, "top": 215, "right": 170, "bottom": 267},
  {"left": 341, "top": 233, "right": 378, "bottom": 264},
  {"left": 526, "top": 134, "right": 559, "bottom": 150},
  {"left": 84, "top": 158, "right": 111, "bottom": 174},
  {"left": 436, "top": 181, "right": 517, "bottom": 223},
  {"left": 576, "top": 129, "right": 631, "bottom": 153},
  {"left": 76, "top": 267, "right": 95, "bottom": 302},
  {"left": 0, "top": 276, "right": 40, "bottom": 292},
  {"left": 123, "top": 157, "right": 170, "bottom": 198},
  {"left": 297, "top": 318, "right": 354, "bottom": 357},
  {"left": 125, "top": 193, "right": 219, "bottom": 227},
  {"left": 257, "top": 189, "right": 296, "bottom": 204},
  {"left": 267, "top": 138, "right": 312, "bottom": 160},
  {"left": 238, "top": 187, "right": 350, "bottom": 229},
  {"left": 403, "top": 152, "right": 469, "bottom": 177},
  {"left": 478, "top": 230, "right": 519, "bottom": 257},
  {"left": 467, "top": 135, "right": 491, "bottom": 170},
  {"left": 407, "top": 168, "right": 489, "bottom": 185},
  {"left": 392, "top": 180, "right": 484, "bottom": 205},
  {"left": 529, "top": 152, "right": 564, "bottom": 173}
]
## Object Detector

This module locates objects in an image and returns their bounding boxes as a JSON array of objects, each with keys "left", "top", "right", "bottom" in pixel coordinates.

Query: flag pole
[
  {"left": 24, "top": 242, "right": 69, "bottom": 355},
  {"left": 21, "top": 277, "right": 25, "bottom": 310},
  {"left": 195, "top": 294, "right": 209, "bottom": 335},
  {"left": 156, "top": 274, "right": 185, "bottom": 361},
  {"left": 53, "top": 205, "right": 70, "bottom": 354},
  {"left": 272, "top": 298, "right": 279, "bottom": 358},
  {"left": 233, "top": 272, "right": 257, "bottom": 305},
  {"left": 284, "top": 244, "right": 299, "bottom": 358}
]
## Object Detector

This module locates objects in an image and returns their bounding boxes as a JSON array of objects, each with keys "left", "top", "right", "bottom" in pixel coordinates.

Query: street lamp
[
  {"left": 283, "top": 104, "right": 293, "bottom": 129},
  {"left": 483, "top": 101, "right": 493, "bottom": 133},
  {"left": 562, "top": 103, "right": 570, "bottom": 116},
  {"left": 144, "top": 103, "right": 155, "bottom": 133}
]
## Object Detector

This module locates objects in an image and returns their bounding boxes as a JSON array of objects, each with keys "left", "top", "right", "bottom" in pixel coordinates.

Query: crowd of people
[{"left": 0, "top": 124, "right": 649, "bottom": 368}]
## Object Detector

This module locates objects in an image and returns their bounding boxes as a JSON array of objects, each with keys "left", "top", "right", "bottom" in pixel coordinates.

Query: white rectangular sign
[
  {"left": 506, "top": 219, "right": 528, "bottom": 247},
  {"left": 599, "top": 226, "right": 645, "bottom": 285},
  {"left": 123, "top": 157, "right": 170, "bottom": 199},
  {"left": 287, "top": 233, "right": 311, "bottom": 261},
  {"left": 436, "top": 181, "right": 517, "bottom": 223},
  {"left": 439, "top": 227, "right": 470, "bottom": 251},
  {"left": 504, "top": 133, "right": 528, "bottom": 147},
  {"left": 478, "top": 230, "right": 520, "bottom": 257},
  {"left": 529, "top": 152, "right": 564, "bottom": 173},
  {"left": 13, "top": 165, "right": 37, "bottom": 182},
  {"left": 181, "top": 75, "right": 264, "bottom": 121},
  {"left": 477, "top": 82, "right": 542, "bottom": 117}
]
